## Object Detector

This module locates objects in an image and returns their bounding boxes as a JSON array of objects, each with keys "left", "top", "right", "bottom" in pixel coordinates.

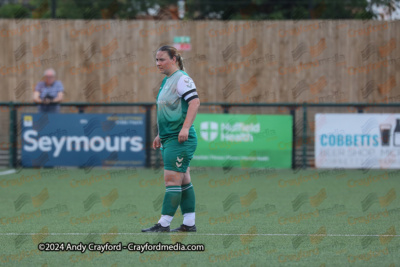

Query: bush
[{"left": 0, "top": 4, "right": 31, "bottom": 19}]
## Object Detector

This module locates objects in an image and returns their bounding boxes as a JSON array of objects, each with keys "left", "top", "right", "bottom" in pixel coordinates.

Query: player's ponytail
[
  {"left": 157, "top": 45, "right": 185, "bottom": 72},
  {"left": 176, "top": 53, "right": 184, "bottom": 71}
]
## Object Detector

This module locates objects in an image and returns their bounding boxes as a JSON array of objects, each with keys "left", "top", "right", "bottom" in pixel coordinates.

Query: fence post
[
  {"left": 221, "top": 105, "right": 230, "bottom": 114},
  {"left": 9, "top": 102, "right": 17, "bottom": 168},
  {"left": 290, "top": 107, "right": 296, "bottom": 169},
  {"left": 302, "top": 103, "right": 307, "bottom": 169}
]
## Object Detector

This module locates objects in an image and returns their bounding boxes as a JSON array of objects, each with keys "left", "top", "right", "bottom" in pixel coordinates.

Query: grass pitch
[{"left": 0, "top": 167, "right": 399, "bottom": 266}]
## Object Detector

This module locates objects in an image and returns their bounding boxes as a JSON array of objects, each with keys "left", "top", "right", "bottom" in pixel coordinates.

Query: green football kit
[{"left": 156, "top": 70, "right": 199, "bottom": 173}]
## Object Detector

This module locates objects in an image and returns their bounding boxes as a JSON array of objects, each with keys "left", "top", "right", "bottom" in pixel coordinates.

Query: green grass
[{"left": 0, "top": 167, "right": 399, "bottom": 266}]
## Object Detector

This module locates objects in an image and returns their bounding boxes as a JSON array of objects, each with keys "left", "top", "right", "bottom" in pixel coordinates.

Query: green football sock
[
  {"left": 161, "top": 185, "right": 182, "bottom": 216},
  {"left": 180, "top": 182, "right": 195, "bottom": 214}
]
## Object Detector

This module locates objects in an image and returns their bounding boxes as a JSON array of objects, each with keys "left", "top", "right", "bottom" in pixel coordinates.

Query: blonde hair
[{"left": 157, "top": 45, "right": 185, "bottom": 71}]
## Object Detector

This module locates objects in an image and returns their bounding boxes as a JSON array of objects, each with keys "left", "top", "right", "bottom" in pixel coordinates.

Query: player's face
[{"left": 156, "top": 51, "right": 176, "bottom": 75}]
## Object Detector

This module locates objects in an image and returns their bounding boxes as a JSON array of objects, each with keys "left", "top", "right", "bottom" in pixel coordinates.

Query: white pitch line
[
  {"left": 0, "top": 169, "right": 16, "bottom": 176},
  {"left": 0, "top": 233, "right": 399, "bottom": 237}
]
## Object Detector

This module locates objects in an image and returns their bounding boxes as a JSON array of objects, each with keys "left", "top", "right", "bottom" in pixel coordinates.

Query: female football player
[{"left": 142, "top": 45, "right": 200, "bottom": 232}]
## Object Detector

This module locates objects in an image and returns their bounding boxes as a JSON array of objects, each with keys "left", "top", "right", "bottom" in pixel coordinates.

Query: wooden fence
[{"left": 0, "top": 19, "right": 399, "bottom": 105}]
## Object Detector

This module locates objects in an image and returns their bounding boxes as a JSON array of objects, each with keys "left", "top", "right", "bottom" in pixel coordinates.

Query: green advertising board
[{"left": 191, "top": 114, "right": 292, "bottom": 168}]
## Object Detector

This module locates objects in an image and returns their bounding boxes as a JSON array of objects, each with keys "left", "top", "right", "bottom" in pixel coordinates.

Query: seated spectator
[{"left": 33, "top": 68, "right": 64, "bottom": 113}]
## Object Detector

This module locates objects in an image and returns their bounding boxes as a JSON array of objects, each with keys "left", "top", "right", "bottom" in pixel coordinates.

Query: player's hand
[
  {"left": 153, "top": 135, "right": 161, "bottom": 150},
  {"left": 178, "top": 128, "right": 189, "bottom": 143}
]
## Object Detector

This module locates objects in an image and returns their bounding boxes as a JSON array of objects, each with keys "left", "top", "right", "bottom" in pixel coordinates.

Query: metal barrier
[{"left": 1, "top": 101, "right": 399, "bottom": 169}]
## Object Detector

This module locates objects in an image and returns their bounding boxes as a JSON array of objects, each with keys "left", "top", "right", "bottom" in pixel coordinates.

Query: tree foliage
[{"left": 0, "top": 0, "right": 396, "bottom": 20}]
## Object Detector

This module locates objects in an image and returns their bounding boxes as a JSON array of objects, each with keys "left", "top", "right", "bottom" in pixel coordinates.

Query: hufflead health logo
[
  {"left": 200, "top": 122, "right": 218, "bottom": 141},
  {"left": 200, "top": 121, "right": 260, "bottom": 142}
]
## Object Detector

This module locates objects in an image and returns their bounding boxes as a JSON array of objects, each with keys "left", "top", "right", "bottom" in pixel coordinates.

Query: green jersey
[{"left": 156, "top": 70, "right": 199, "bottom": 140}]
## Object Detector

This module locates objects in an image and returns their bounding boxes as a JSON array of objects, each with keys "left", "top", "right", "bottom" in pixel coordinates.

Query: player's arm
[
  {"left": 177, "top": 76, "right": 200, "bottom": 143},
  {"left": 182, "top": 98, "right": 200, "bottom": 131},
  {"left": 153, "top": 78, "right": 166, "bottom": 149},
  {"left": 179, "top": 98, "right": 200, "bottom": 143},
  {"left": 153, "top": 126, "right": 161, "bottom": 149}
]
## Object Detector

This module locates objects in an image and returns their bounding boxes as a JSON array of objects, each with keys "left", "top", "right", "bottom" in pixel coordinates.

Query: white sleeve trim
[{"left": 177, "top": 75, "right": 197, "bottom": 100}]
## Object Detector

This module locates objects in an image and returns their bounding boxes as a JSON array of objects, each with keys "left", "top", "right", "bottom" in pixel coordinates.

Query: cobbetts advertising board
[
  {"left": 21, "top": 113, "right": 146, "bottom": 167},
  {"left": 315, "top": 114, "right": 400, "bottom": 169}
]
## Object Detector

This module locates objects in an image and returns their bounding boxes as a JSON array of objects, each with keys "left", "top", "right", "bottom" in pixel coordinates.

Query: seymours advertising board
[
  {"left": 192, "top": 114, "right": 292, "bottom": 168},
  {"left": 21, "top": 113, "right": 146, "bottom": 167},
  {"left": 315, "top": 114, "right": 400, "bottom": 169}
]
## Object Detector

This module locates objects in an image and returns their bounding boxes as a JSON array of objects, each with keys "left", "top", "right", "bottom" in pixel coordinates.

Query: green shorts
[{"left": 160, "top": 131, "right": 197, "bottom": 173}]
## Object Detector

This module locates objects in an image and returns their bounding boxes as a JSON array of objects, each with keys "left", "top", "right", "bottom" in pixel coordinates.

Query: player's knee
[
  {"left": 182, "top": 171, "right": 191, "bottom": 184},
  {"left": 164, "top": 171, "right": 183, "bottom": 186}
]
